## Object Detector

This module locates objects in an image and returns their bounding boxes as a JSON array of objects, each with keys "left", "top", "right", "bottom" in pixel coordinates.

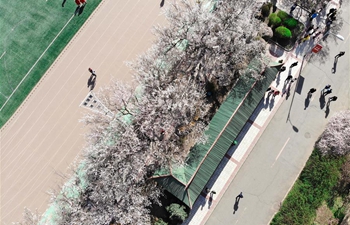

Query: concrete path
[
  {"left": 0, "top": 1, "right": 165, "bottom": 224},
  {"left": 184, "top": 0, "right": 350, "bottom": 224}
]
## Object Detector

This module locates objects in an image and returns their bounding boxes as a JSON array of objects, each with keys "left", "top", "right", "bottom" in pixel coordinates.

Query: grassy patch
[
  {"left": 0, "top": 0, "right": 102, "bottom": 128},
  {"left": 271, "top": 149, "right": 345, "bottom": 225}
]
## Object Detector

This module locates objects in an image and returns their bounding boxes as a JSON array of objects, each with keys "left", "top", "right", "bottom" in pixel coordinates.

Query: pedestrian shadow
[
  {"left": 332, "top": 57, "right": 338, "bottom": 73},
  {"left": 282, "top": 81, "right": 288, "bottom": 96},
  {"left": 276, "top": 71, "right": 281, "bottom": 87},
  {"left": 62, "top": 0, "right": 67, "bottom": 7},
  {"left": 304, "top": 94, "right": 311, "bottom": 109},
  {"left": 325, "top": 104, "right": 330, "bottom": 118},
  {"left": 87, "top": 74, "right": 96, "bottom": 91},
  {"left": 286, "top": 88, "right": 291, "bottom": 100},
  {"left": 319, "top": 92, "right": 326, "bottom": 109},
  {"left": 269, "top": 97, "right": 275, "bottom": 111},
  {"left": 233, "top": 195, "right": 242, "bottom": 214},
  {"left": 264, "top": 94, "right": 271, "bottom": 109},
  {"left": 160, "top": 0, "right": 165, "bottom": 7},
  {"left": 75, "top": 5, "right": 86, "bottom": 16},
  {"left": 284, "top": 83, "right": 292, "bottom": 100},
  {"left": 288, "top": 66, "right": 292, "bottom": 77},
  {"left": 200, "top": 197, "right": 207, "bottom": 210}
]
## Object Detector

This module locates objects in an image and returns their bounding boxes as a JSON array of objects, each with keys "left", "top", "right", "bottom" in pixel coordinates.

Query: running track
[{"left": 0, "top": 1, "right": 165, "bottom": 223}]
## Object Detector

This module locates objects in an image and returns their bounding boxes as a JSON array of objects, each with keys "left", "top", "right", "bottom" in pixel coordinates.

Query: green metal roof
[{"left": 154, "top": 64, "right": 280, "bottom": 207}]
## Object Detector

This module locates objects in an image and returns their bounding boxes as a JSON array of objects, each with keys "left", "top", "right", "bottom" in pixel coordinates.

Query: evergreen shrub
[
  {"left": 166, "top": 203, "right": 188, "bottom": 222},
  {"left": 261, "top": 4, "right": 270, "bottom": 17},
  {"left": 275, "top": 26, "right": 292, "bottom": 39},
  {"left": 284, "top": 18, "right": 298, "bottom": 29},
  {"left": 277, "top": 10, "right": 289, "bottom": 21},
  {"left": 268, "top": 13, "right": 281, "bottom": 27}
]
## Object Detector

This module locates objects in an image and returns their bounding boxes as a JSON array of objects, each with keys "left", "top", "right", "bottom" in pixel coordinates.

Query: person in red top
[
  {"left": 75, "top": 0, "right": 86, "bottom": 7},
  {"left": 74, "top": 0, "right": 87, "bottom": 16}
]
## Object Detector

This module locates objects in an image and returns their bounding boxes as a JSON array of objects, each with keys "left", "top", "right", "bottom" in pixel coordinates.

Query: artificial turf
[{"left": 0, "top": 0, "right": 102, "bottom": 128}]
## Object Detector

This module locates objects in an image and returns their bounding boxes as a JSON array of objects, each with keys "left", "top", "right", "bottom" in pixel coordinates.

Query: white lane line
[
  {"left": 0, "top": 15, "right": 74, "bottom": 112},
  {"left": 0, "top": 51, "right": 6, "bottom": 60},
  {"left": 271, "top": 137, "right": 290, "bottom": 168},
  {"left": 1, "top": 0, "right": 159, "bottom": 213}
]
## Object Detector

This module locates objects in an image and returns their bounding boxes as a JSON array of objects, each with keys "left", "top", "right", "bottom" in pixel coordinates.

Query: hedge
[
  {"left": 277, "top": 10, "right": 289, "bottom": 21},
  {"left": 262, "top": 4, "right": 270, "bottom": 17},
  {"left": 283, "top": 18, "right": 298, "bottom": 29},
  {"left": 275, "top": 26, "right": 292, "bottom": 39},
  {"left": 268, "top": 13, "right": 281, "bottom": 27}
]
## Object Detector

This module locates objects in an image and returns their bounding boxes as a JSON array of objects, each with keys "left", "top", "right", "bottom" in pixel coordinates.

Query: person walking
[
  {"left": 75, "top": 0, "right": 86, "bottom": 7},
  {"left": 322, "top": 85, "right": 331, "bottom": 93},
  {"left": 327, "top": 8, "right": 337, "bottom": 19},
  {"left": 205, "top": 187, "right": 210, "bottom": 193},
  {"left": 88, "top": 68, "right": 96, "bottom": 76},
  {"left": 312, "top": 31, "right": 322, "bottom": 40},
  {"left": 335, "top": 51, "right": 345, "bottom": 58},
  {"left": 75, "top": 0, "right": 87, "bottom": 15},
  {"left": 309, "top": 27, "right": 319, "bottom": 35},
  {"left": 308, "top": 88, "right": 316, "bottom": 94},
  {"left": 306, "top": 25, "right": 314, "bottom": 32},
  {"left": 273, "top": 90, "right": 280, "bottom": 98},
  {"left": 323, "top": 88, "right": 332, "bottom": 96},
  {"left": 290, "top": 61, "right": 298, "bottom": 67},
  {"left": 290, "top": 2, "right": 297, "bottom": 14},
  {"left": 328, "top": 96, "right": 338, "bottom": 102},
  {"left": 326, "top": 19, "right": 333, "bottom": 27},
  {"left": 285, "top": 75, "right": 293, "bottom": 83}
]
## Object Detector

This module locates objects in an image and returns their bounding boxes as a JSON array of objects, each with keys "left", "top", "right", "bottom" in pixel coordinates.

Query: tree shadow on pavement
[
  {"left": 294, "top": 41, "right": 308, "bottom": 57},
  {"left": 269, "top": 44, "right": 285, "bottom": 58},
  {"left": 309, "top": 18, "right": 344, "bottom": 65}
]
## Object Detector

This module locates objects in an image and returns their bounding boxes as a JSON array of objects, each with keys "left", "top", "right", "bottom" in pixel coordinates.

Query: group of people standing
[{"left": 290, "top": 0, "right": 339, "bottom": 44}]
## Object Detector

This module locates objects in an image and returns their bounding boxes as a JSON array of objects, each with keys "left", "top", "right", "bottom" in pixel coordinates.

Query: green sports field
[{"left": 0, "top": 0, "right": 101, "bottom": 128}]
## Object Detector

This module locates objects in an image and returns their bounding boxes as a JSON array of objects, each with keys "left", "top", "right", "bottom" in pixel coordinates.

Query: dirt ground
[{"left": 0, "top": 0, "right": 166, "bottom": 223}]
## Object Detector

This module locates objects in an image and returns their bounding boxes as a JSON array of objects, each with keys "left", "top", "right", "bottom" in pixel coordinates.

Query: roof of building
[{"left": 153, "top": 63, "right": 279, "bottom": 207}]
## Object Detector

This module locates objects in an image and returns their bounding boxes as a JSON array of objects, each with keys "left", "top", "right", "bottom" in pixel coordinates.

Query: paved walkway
[
  {"left": 0, "top": 1, "right": 165, "bottom": 224},
  {"left": 184, "top": 0, "right": 349, "bottom": 224}
]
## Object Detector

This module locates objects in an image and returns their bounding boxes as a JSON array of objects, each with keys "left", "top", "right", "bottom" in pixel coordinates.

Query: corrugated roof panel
[
  {"left": 186, "top": 67, "right": 278, "bottom": 206},
  {"left": 155, "top": 66, "right": 279, "bottom": 207},
  {"left": 155, "top": 176, "right": 191, "bottom": 206}
]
